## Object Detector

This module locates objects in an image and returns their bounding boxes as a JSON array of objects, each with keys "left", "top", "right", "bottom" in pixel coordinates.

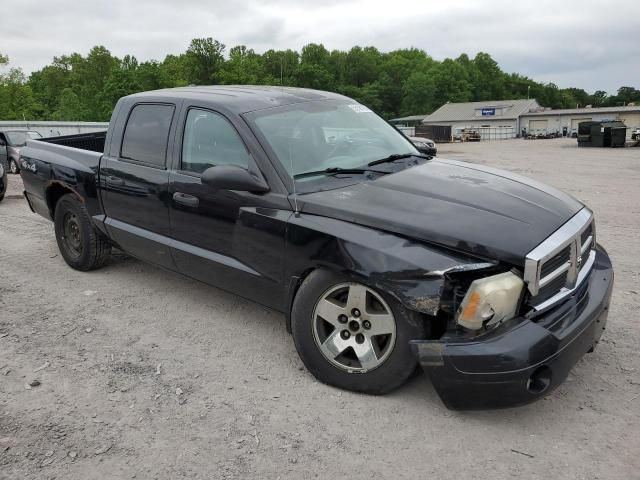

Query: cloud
[{"left": 1, "top": 0, "right": 638, "bottom": 94}]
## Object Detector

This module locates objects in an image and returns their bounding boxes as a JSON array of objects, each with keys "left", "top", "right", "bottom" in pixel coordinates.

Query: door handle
[
  {"left": 173, "top": 192, "right": 199, "bottom": 208},
  {"left": 105, "top": 176, "right": 124, "bottom": 187}
]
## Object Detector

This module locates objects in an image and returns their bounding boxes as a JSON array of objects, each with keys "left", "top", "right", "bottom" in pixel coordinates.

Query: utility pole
[{"left": 527, "top": 85, "right": 530, "bottom": 100}]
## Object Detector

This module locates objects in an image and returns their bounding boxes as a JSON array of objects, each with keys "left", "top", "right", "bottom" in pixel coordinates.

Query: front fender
[{"left": 284, "top": 213, "right": 496, "bottom": 324}]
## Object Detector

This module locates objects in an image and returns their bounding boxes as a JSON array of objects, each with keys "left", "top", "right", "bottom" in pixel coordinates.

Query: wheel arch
[
  {"left": 283, "top": 215, "right": 495, "bottom": 334},
  {"left": 46, "top": 182, "right": 82, "bottom": 220},
  {"left": 284, "top": 267, "right": 319, "bottom": 333}
]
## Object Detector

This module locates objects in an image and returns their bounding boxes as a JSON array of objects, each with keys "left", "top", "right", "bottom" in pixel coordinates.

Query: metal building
[
  {"left": 520, "top": 105, "right": 640, "bottom": 139},
  {"left": 422, "top": 99, "right": 540, "bottom": 140},
  {"left": 390, "top": 99, "right": 540, "bottom": 141}
]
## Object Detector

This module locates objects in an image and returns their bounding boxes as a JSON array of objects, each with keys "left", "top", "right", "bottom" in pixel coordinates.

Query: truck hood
[{"left": 298, "top": 159, "right": 583, "bottom": 265}]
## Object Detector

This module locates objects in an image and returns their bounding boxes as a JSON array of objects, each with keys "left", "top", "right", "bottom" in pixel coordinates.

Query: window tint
[
  {"left": 181, "top": 109, "right": 249, "bottom": 174},
  {"left": 121, "top": 104, "right": 174, "bottom": 167}
]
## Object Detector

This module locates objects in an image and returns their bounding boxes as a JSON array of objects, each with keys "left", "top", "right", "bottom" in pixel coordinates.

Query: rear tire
[
  {"left": 54, "top": 193, "right": 111, "bottom": 271},
  {"left": 291, "top": 269, "right": 426, "bottom": 395}
]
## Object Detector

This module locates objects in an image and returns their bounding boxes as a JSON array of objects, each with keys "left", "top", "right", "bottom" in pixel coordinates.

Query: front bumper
[{"left": 413, "top": 246, "right": 613, "bottom": 410}]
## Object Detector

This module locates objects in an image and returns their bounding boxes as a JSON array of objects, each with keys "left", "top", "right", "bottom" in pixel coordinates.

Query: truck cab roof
[{"left": 126, "top": 85, "right": 351, "bottom": 114}]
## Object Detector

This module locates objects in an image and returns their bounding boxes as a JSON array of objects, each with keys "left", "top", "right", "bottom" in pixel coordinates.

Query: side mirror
[{"left": 201, "top": 165, "right": 269, "bottom": 193}]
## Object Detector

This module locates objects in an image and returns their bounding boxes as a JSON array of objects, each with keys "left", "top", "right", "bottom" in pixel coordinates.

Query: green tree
[
  {"left": 185, "top": 38, "right": 225, "bottom": 84},
  {"left": 261, "top": 49, "right": 299, "bottom": 85},
  {"left": 135, "top": 61, "right": 167, "bottom": 91},
  {"left": 471, "top": 52, "right": 505, "bottom": 100},
  {"left": 160, "top": 54, "right": 190, "bottom": 87},
  {"left": 295, "top": 63, "right": 334, "bottom": 90},
  {"left": 300, "top": 43, "right": 331, "bottom": 68},
  {"left": 612, "top": 86, "right": 640, "bottom": 106},
  {"left": 52, "top": 88, "right": 86, "bottom": 120},
  {"left": 590, "top": 90, "right": 608, "bottom": 106},
  {"left": 0, "top": 68, "right": 39, "bottom": 120},
  {"left": 1, "top": 42, "right": 638, "bottom": 122},
  {"left": 219, "top": 45, "right": 264, "bottom": 84},
  {"left": 28, "top": 64, "right": 70, "bottom": 118},
  {"left": 344, "top": 46, "right": 380, "bottom": 87}
]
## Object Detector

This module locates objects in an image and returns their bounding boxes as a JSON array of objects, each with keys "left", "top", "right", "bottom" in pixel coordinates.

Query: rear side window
[{"left": 121, "top": 104, "right": 174, "bottom": 167}]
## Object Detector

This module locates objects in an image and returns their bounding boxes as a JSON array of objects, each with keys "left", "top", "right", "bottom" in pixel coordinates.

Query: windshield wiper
[
  {"left": 367, "top": 152, "right": 430, "bottom": 167},
  {"left": 293, "top": 167, "right": 388, "bottom": 180}
]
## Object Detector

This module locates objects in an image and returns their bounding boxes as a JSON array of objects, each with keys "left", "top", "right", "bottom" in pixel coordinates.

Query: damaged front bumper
[{"left": 412, "top": 247, "right": 614, "bottom": 410}]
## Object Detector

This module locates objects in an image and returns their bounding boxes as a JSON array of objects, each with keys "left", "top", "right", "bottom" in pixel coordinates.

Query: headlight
[
  {"left": 456, "top": 272, "right": 524, "bottom": 330},
  {"left": 414, "top": 141, "right": 427, "bottom": 147}
]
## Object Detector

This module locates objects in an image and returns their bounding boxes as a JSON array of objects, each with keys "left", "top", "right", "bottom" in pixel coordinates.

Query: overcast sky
[{"left": 2, "top": 0, "right": 638, "bottom": 94}]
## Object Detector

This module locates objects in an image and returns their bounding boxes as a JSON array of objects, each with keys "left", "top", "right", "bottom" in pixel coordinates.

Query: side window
[
  {"left": 181, "top": 109, "right": 249, "bottom": 174},
  {"left": 121, "top": 104, "right": 174, "bottom": 167}
]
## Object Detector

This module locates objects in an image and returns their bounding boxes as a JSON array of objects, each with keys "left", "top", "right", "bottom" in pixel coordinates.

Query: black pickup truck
[{"left": 20, "top": 86, "right": 613, "bottom": 409}]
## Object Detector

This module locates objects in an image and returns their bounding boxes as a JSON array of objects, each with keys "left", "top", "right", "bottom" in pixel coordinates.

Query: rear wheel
[
  {"left": 54, "top": 194, "right": 111, "bottom": 271},
  {"left": 9, "top": 159, "right": 19, "bottom": 174},
  {"left": 291, "top": 269, "right": 426, "bottom": 394}
]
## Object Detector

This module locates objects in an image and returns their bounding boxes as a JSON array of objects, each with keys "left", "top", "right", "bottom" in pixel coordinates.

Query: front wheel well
[
  {"left": 285, "top": 267, "right": 318, "bottom": 333},
  {"left": 285, "top": 266, "right": 442, "bottom": 339}
]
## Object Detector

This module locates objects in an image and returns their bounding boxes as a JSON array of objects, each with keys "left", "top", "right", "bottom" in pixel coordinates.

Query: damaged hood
[{"left": 298, "top": 159, "right": 583, "bottom": 265}]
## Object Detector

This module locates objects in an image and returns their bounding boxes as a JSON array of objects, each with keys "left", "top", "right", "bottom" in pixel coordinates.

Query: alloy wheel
[{"left": 312, "top": 282, "right": 396, "bottom": 373}]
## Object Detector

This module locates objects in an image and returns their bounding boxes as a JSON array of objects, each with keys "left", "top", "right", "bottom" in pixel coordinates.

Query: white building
[
  {"left": 520, "top": 105, "right": 640, "bottom": 139},
  {"left": 419, "top": 99, "right": 540, "bottom": 140}
]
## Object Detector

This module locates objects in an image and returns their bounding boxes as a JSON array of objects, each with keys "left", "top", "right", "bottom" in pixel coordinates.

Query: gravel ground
[{"left": 1, "top": 138, "right": 639, "bottom": 479}]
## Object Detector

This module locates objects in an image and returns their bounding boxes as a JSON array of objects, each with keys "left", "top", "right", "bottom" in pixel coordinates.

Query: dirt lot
[{"left": 1, "top": 138, "right": 639, "bottom": 479}]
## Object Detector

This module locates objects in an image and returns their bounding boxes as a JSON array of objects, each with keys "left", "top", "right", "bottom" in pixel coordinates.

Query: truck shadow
[{"left": 102, "top": 249, "right": 580, "bottom": 418}]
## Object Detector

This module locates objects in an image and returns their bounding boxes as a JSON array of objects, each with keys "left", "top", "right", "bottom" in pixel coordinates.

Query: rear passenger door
[{"left": 100, "top": 101, "right": 178, "bottom": 269}]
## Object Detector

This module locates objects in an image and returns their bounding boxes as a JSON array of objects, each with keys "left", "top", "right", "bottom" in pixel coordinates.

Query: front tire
[
  {"left": 291, "top": 269, "right": 426, "bottom": 395},
  {"left": 54, "top": 194, "right": 111, "bottom": 271},
  {"left": 9, "top": 159, "right": 19, "bottom": 174}
]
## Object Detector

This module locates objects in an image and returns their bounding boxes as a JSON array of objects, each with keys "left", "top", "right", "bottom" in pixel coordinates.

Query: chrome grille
[
  {"left": 540, "top": 245, "right": 571, "bottom": 278},
  {"left": 524, "top": 209, "right": 595, "bottom": 309},
  {"left": 536, "top": 271, "right": 569, "bottom": 304},
  {"left": 579, "top": 222, "right": 594, "bottom": 269}
]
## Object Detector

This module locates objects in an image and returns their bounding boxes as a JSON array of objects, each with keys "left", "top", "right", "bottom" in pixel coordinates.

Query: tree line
[{"left": 0, "top": 39, "right": 638, "bottom": 122}]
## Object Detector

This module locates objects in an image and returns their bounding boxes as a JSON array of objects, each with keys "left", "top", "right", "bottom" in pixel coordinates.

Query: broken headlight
[{"left": 456, "top": 272, "right": 524, "bottom": 330}]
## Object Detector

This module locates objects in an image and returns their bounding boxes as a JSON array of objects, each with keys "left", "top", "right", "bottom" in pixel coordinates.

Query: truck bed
[
  {"left": 40, "top": 131, "right": 107, "bottom": 153},
  {"left": 20, "top": 133, "right": 106, "bottom": 221}
]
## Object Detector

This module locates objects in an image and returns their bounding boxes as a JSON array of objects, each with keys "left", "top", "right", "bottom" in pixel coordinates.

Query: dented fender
[{"left": 284, "top": 213, "right": 497, "bottom": 324}]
